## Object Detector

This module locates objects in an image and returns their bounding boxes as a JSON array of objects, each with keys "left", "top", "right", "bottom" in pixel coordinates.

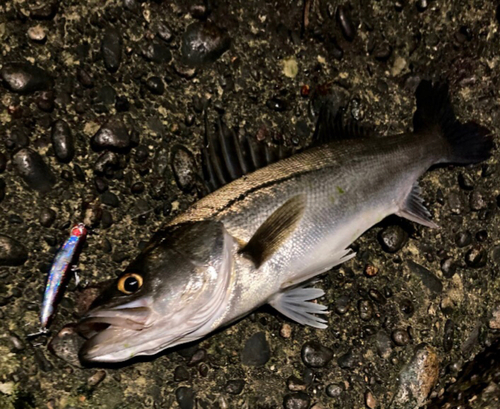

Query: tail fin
[{"left": 413, "top": 80, "right": 493, "bottom": 164}]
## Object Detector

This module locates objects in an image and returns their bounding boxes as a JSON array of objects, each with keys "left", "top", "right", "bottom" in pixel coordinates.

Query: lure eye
[{"left": 117, "top": 273, "right": 143, "bottom": 295}]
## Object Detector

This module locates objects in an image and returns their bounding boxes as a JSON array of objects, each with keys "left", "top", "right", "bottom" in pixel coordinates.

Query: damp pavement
[{"left": 1, "top": 1, "right": 500, "bottom": 408}]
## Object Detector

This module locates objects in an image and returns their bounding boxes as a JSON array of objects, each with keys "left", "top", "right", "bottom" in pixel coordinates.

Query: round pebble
[
  {"left": 175, "top": 387, "right": 195, "bottom": 409},
  {"left": 336, "top": 5, "right": 356, "bottom": 41},
  {"left": 241, "top": 332, "right": 271, "bottom": 366},
  {"left": 91, "top": 119, "right": 131, "bottom": 152},
  {"left": 358, "top": 299, "right": 374, "bottom": 321},
  {"left": 392, "top": 329, "right": 411, "bottom": 346},
  {"left": 379, "top": 225, "right": 408, "bottom": 253},
  {"left": 225, "top": 379, "right": 245, "bottom": 395},
  {"left": 443, "top": 319, "right": 455, "bottom": 352},
  {"left": 301, "top": 341, "right": 333, "bottom": 368},
  {"left": 171, "top": 145, "right": 197, "bottom": 192},
  {"left": 181, "top": 21, "right": 231, "bottom": 67},
  {"left": 1, "top": 62, "right": 52, "bottom": 94},
  {"left": 326, "top": 383, "right": 344, "bottom": 398},
  {"left": 28, "top": 25, "right": 46, "bottom": 42},
  {"left": 39, "top": 208, "right": 56, "bottom": 227},
  {"left": 51, "top": 120, "right": 75, "bottom": 163},
  {"left": 146, "top": 76, "right": 165, "bottom": 95},
  {"left": 0, "top": 235, "right": 28, "bottom": 266},
  {"left": 13, "top": 148, "right": 55, "bottom": 192},
  {"left": 465, "top": 245, "right": 487, "bottom": 268},
  {"left": 101, "top": 28, "right": 122, "bottom": 73},
  {"left": 283, "top": 392, "right": 310, "bottom": 409},
  {"left": 173, "top": 366, "right": 190, "bottom": 382}
]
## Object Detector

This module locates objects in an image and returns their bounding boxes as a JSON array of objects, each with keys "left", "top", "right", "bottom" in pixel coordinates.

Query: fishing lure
[{"left": 38, "top": 223, "right": 87, "bottom": 333}]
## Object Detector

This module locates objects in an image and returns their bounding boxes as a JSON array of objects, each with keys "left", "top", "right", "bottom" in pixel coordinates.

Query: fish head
[{"left": 78, "top": 221, "right": 235, "bottom": 363}]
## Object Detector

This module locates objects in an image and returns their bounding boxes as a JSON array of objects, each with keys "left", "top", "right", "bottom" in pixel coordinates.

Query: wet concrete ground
[{"left": 1, "top": 0, "right": 500, "bottom": 408}]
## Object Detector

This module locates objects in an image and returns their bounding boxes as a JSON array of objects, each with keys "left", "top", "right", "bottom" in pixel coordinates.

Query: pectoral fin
[
  {"left": 397, "top": 183, "right": 438, "bottom": 228},
  {"left": 269, "top": 286, "right": 328, "bottom": 329},
  {"left": 241, "top": 195, "right": 306, "bottom": 268}
]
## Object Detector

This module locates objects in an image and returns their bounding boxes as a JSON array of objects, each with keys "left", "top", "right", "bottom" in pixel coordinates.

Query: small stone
[
  {"left": 131, "top": 182, "right": 145, "bottom": 194},
  {"left": 27, "top": 25, "right": 46, "bottom": 42},
  {"left": 301, "top": 341, "right": 333, "bottom": 368},
  {"left": 378, "top": 225, "right": 408, "bottom": 253},
  {"left": 102, "top": 28, "right": 122, "bottom": 73},
  {"left": 225, "top": 379, "right": 245, "bottom": 395},
  {"left": 47, "top": 325, "right": 85, "bottom": 368},
  {"left": 440, "top": 258, "right": 457, "bottom": 278},
  {"left": 416, "top": 0, "right": 428, "bottom": 12},
  {"left": 390, "top": 344, "right": 439, "bottom": 408},
  {"left": 30, "top": 1, "right": 59, "bottom": 19},
  {"left": 448, "top": 192, "right": 464, "bottom": 214},
  {"left": 188, "top": 349, "right": 206, "bottom": 366},
  {"left": 13, "top": 148, "right": 55, "bottom": 192},
  {"left": 39, "top": 208, "right": 56, "bottom": 227},
  {"left": 156, "top": 21, "right": 173, "bottom": 42},
  {"left": 376, "top": 330, "right": 393, "bottom": 359},
  {"left": 287, "top": 376, "right": 307, "bottom": 392},
  {"left": 368, "top": 289, "right": 386, "bottom": 305},
  {"left": 91, "top": 119, "right": 131, "bottom": 152},
  {"left": 0, "top": 179, "right": 5, "bottom": 203},
  {"left": 94, "top": 151, "right": 119, "bottom": 174},
  {"left": 365, "top": 391, "right": 377, "bottom": 409},
  {"left": 181, "top": 21, "right": 231, "bottom": 67},
  {"left": 326, "top": 383, "right": 344, "bottom": 398},
  {"left": 0, "top": 235, "right": 28, "bottom": 266},
  {"left": 171, "top": 145, "right": 197, "bottom": 192},
  {"left": 336, "top": 5, "right": 356, "bottom": 41},
  {"left": 266, "top": 97, "right": 287, "bottom": 112},
  {"left": 0, "top": 152, "right": 6, "bottom": 173},
  {"left": 443, "top": 319, "right": 454, "bottom": 352},
  {"left": 283, "top": 392, "right": 310, "bottom": 409},
  {"left": 101, "top": 191, "right": 119, "bottom": 208},
  {"left": 176, "top": 387, "right": 195, "bottom": 409},
  {"left": 407, "top": 260, "right": 443, "bottom": 294},
  {"left": 455, "top": 231, "right": 472, "bottom": 247},
  {"left": 364, "top": 264, "right": 379, "bottom": 277},
  {"left": 458, "top": 172, "right": 474, "bottom": 190},
  {"left": 7, "top": 333, "right": 25, "bottom": 352},
  {"left": 51, "top": 120, "right": 75, "bottom": 163},
  {"left": 173, "top": 366, "right": 190, "bottom": 382},
  {"left": 77, "top": 67, "right": 94, "bottom": 88},
  {"left": 469, "top": 191, "right": 487, "bottom": 211},
  {"left": 373, "top": 42, "right": 392, "bottom": 61},
  {"left": 280, "top": 323, "right": 292, "bottom": 338},
  {"left": 358, "top": 299, "right": 374, "bottom": 321},
  {"left": 146, "top": 76, "right": 165, "bottom": 95},
  {"left": 37, "top": 90, "right": 55, "bottom": 112},
  {"left": 334, "top": 294, "right": 350, "bottom": 314},
  {"left": 488, "top": 305, "right": 500, "bottom": 329},
  {"left": 465, "top": 245, "right": 487, "bottom": 268},
  {"left": 392, "top": 329, "right": 410, "bottom": 346},
  {"left": 241, "top": 332, "right": 271, "bottom": 366},
  {"left": 337, "top": 349, "right": 355, "bottom": 369},
  {"left": 1, "top": 62, "right": 52, "bottom": 93},
  {"left": 141, "top": 42, "right": 172, "bottom": 63},
  {"left": 88, "top": 370, "right": 106, "bottom": 387}
]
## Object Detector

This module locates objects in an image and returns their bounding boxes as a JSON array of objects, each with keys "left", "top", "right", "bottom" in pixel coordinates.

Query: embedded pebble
[
  {"left": 173, "top": 366, "right": 190, "bottom": 382},
  {"left": 376, "top": 330, "right": 393, "bottom": 359},
  {"left": 283, "top": 392, "right": 310, "bottom": 409},
  {"left": 30, "top": 1, "right": 59, "bottom": 19},
  {"left": 51, "top": 120, "right": 75, "bottom": 163},
  {"left": 336, "top": 5, "right": 356, "bottom": 41},
  {"left": 146, "top": 76, "right": 165, "bottom": 95},
  {"left": 39, "top": 208, "right": 56, "bottom": 227},
  {"left": 337, "top": 349, "right": 355, "bottom": 369},
  {"left": 280, "top": 323, "right": 292, "bottom": 338},
  {"left": 440, "top": 258, "right": 457, "bottom": 278},
  {"left": 176, "top": 387, "right": 195, "bottom": 409},
  {"left": 181, "top": 21, "right": 231, "bottom": 67},
  {"left": 465, "top": 245, "right": 487, "bottom": 268},
  {"left": 392, "top": 329, "right": 410, "bottom": 346},
  {"left": 488, "top": 305, "right": 500, "bottom": 329},
  {"left": 27, "top": 25, "right": 46, "bottom": 42},
  {"left": 0, "top": 152, "right": 6, "bottom": 173},
  {"left": 365, "top": 391, "right": 377, "bottom": 409},
  {"left": 443, "top": 319, "right": 455, "bottom": 352},
  {"left": 225, "top": 379, "right": 245, "bottom": 395},
  {"left": 469, "top": 191, "right": 487, "bottom": 211},
  {"left": 358, "top": 299, "right": 374, "bottom": 321},
  {"left": 455, "top": 231, "right": 472, "bottom": 247},
  {"left": 241, "top": 332, "right": 271, "bottom": 366},
  {"left": 0, "top": 235, "right": 28, "bottom": 266},
  {"left": 287, "top": 376, "right": 307, "bottom": 392},
  {"left": 407, "top": 260, "right": 443, "bottom": 294},
  {"left": 101, "top": 28, "right": 122, "bottom": 73},
  {"left": 379, "top": 225, "right": 408, "bottom": 253},
  {"left": 326, "top": 383, "right": 344, "bottom": 398},
  {"left": 141, "top": 41, "right": 172, "bottom": 63},
  {"left": 91, "top": 119, "right": 131, "bottom": 152},
  {"left": 94, "top": 151, "right": 120, "bottom": 174},
  {"left": 47, "top": 325, "right": 85, "bottom": 368},
  {"left": 171, "top": 145, "right": 197, "bottom": 192},
  {"left": 390, "top": 344, "right": 439, "bottom": 408},
  {"left": 13, "top": 148, "right": 55, "bottom": 192},
  {"left": 0, "top": 179, "right": 5, "bottom": 203},
  {"left": 301, "top": 341, "right": 333, "bottom": 368},
  {"left": 1, "top": 62, "right": 52, "bottom": 93},
  {"left": 334, "top": 294, "right": 350, "bottom": 314},
  {"left": 88, "top": 370, "right": 106, "bottom": 387}
]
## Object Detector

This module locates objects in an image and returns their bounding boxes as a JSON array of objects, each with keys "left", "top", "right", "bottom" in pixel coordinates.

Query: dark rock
[
  {"left": 51, "top": 120, "right": 75, "bottom": 163},
  {"left": 337, "top": 5, "right": 356, "bottom": 41},
  {"left": 171, "top": 145, "right": 197, "bottom": 192},
  {"left": 0, "top": 235, "right": 28, "bottom": 266},
  {"left": 440, "top": 258, "right": 457, "bottom": 278},
  {"left": 416, "top": 0, "right": 428, "bottom": 12},
  {"left": 241, "top": 332, "right": 271, "bottom": 366},
  {"left": 338, "top": 349, "right": 355, "bottom": 369},
  {"left": 283, "top": 392, "right": 310, "bottom": 409},
  {"left": 458, "top": 172, "right": 474, "bottom": 190},
  {"left": 407, "top": 260, "right": 443, "bottom": 294},
  {"left": 334, "top": 294, "right": 350, "bottom": 314},
  {"left": 225, "top": 379, "right": 245, "bottom": 395},
  {"left": 173, "top": 366, "right": 190, "bottom": 382},
  {"left": 0, "top": 179, "right": 5, "bottom": 203},
  {"left": 101, "top": 28, "right": 122, "bottom": 73},
  {"left": 373, "top": 41, "right": 392, "bottom": 61},
  {"left": 358, "top": 299, "right": 374, "bottom": 321},
  {"left": 101, "top": 191, "right": 119, "bottom": 208},
  {"left": 188, "top": 349, "right": 206, "bottom": 366},
  {"left": 392, "top": 329, "right": 411, "bottom": 346},
  {"left": 326, "top": 383, "right": 344, "bottom": 398},
  {"left": 156, "top": 21, "right": 173, "bottom": 42},
  {"left": 37, "top": 90, "right": 55, "bottom": 112},
  {"left": 443, "top": 319, "right": 454, "bottom": 352},
  {"left": 91, "top": 119, "right": 131, "bottom": 152},
  {"left": 175, "top": 387, "right": 195, "bottom": 409},
  {"left": 13, "top": 148, "right": 55, "bottom": 192},
  {"left": 77, "top": 67, "right": 94, "bottom": 88},
  {"left": 146, "top": 76, "right": 165, "bottom": 95},
  {"left": 30, "top": 1, "right": 59, "bottom": 20},
  {"left": 94, "top": 151, "right": 119, "bottom": 174},
  {"left": 368, "top": 288, "right": 387, "bottom": 305},
  {"left": 455, "top": 231, "right": 472, "bottom": 247},
  {"left": 94, "top": 177, "right": 108, "bottom": 193},
  {"left": 287, "top": 376, "right": 307, "bottom": 392},
  {"left": 181, "top": 21, "right": 231, "bottom": 67},
  {"left": 376, "top": 330, "right": 393, "bottom": 358},
  {"left": 379, "top": 225, "right": 407, "bottom": 253},
  {"left": 1, "top": 62, "right": 51, "bottom": 93},
  {"left": 39, "top": 208, "right": 56, "bottom": 227},
  {"left": 469, "top": 191, "right": 487, "bottom": 211},
  {"left": 465, "top": 245, "right": 487, "bottom": 268},
  {"left": 0, "top": 152, "right": 6, "bottom": 173},
  {"left": 131, "top": 182, "right": 145, "bottom": 194},
  {"left": 301, "top": 341, "right": 333, "bottom": 368},
  {"left": 141, "top": 42, "right": 172, "bottom": 63}
]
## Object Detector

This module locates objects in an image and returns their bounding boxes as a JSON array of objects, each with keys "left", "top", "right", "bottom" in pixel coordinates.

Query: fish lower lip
[{"left": 77, "top": 307, "right": 151, "bottom": 338}]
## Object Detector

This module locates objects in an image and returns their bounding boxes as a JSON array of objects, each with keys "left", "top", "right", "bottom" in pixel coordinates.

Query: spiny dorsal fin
[
  {"left": 312, "top": 100, "right": 372, "bottom": 146},
  {"left": 396, "top": 182, "right": 439, "bottom": 228},
  {"left": 201, "top": 112, "right": 295, "bottom": 194},
  {"left": 241, "top": 195, "right": 306, "bottom": 268}
]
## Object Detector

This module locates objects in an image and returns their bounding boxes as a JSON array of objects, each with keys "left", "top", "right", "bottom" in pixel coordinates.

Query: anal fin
[
  {"left": 397, "top": 183, "right": 438, "bottom": 228},
  {"left": 269, "top": 286, "right": 328, "bottom": 329}
]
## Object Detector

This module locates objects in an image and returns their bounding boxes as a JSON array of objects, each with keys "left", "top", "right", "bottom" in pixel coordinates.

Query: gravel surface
[{"left": 1, "top": 1, "right": 500, "bottom": 408}]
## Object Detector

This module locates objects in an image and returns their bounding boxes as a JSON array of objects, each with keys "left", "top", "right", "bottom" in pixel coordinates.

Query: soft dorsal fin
[
  {"left": 312, "top": 99, "right": 372, "bottom": 146},
  {"left": 201, "top": 112, "right": 295, "bottom": 194},
  {"left": 241, "top": 195, "right": 306, "bottom": 268},
  {"left": 396, "top": 182, "right": 439, "bottom": 228}
]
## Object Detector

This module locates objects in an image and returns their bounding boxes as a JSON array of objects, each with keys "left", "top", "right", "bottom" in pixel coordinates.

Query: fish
[
  {"left": 78, "top": 81, "right": 493, "bottom": 363},
  {"left": 39, "top": 223, "right": 87, "bottom": 332}
]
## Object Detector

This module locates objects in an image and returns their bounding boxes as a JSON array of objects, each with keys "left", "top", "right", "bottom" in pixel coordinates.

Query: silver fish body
[{"left": 78, "top": 82, "right": 492, "bottom": 362}]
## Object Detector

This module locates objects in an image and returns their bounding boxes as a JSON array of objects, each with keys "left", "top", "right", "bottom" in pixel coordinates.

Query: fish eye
[{"left": 117, "top": 273, "right": 143, "bottom": 295}]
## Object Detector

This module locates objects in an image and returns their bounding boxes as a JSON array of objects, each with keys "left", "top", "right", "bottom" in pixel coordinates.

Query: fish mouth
[{"left": 78, "top": 302, "right": 155, "bottom": 363}]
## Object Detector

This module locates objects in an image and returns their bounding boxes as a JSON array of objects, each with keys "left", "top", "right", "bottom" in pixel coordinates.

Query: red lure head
[{"left": 71, "top": 223, "right": 87, "bottom": 238}]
